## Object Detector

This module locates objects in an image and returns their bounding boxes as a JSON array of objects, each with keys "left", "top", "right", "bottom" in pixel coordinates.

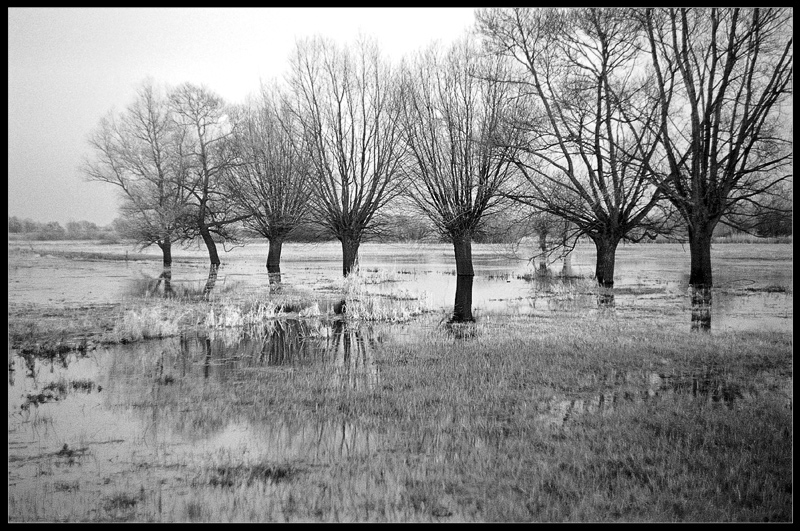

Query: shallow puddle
[{"left": 543, "top": 368, "right": 763, "bottom": 428}]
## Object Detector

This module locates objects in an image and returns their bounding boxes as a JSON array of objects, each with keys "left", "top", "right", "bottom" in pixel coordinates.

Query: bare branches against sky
[{"left": 8, "top": 7, "right": 476, "bottom": 226}]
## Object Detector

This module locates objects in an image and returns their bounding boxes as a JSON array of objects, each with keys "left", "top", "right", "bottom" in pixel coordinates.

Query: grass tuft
[
  {"left": 338, "top": 265, "right": 435, "bottom": 322},
  {"left": 112, "top": 306, "right": 183, "bottom": 342}
]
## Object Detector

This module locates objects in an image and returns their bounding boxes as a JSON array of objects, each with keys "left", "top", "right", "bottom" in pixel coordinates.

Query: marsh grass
[
  {"left": 284, "top": 317, "right": 791, "bottom": 522},
  {"left": 104, "top": 266, "right": 435, "bottom": 345},
  {"left": 113, "top": 306, "right": 184, "bottom": 342},
  {"left": 8, "top": 302, "right": 119, "bottom": 351},
  {"left": 338, "top": 266, "right": 434, "bottom": 322},
  {"left": 10, "top": 314, "right": 786, "bottom": 522},
  {"left": 124, "top": 274, "right": 240, "bottom": 301}
]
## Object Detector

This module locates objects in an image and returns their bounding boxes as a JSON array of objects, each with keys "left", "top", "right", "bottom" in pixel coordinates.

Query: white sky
[{"left": 8, "top": 7, "right": 478, "bottom": 226}]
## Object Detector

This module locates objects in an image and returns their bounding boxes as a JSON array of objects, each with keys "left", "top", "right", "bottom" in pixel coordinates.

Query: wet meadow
[{"left": 7, "top": 238, "right": 793, "bottom": 522}]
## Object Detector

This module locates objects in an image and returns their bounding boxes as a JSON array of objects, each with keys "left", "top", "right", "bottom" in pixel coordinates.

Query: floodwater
[
  {"left": 8, "top": 240, "right": 793, "bottom": 333},
  {"left": 8, "top": 319, "right": 474, "bottom": 520},
  {"left": 9, "top": 314, "right": 783, "bottom": 521}
]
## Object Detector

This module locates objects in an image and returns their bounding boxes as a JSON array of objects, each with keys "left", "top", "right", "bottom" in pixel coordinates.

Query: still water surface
[{"left": 8, "top": 240, "right": 793, "bottom": 333}]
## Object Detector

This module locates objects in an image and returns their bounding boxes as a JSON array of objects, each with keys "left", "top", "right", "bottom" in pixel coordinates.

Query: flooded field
[
  {"left": 7, "top": 240, "right": 793, "bottom": 333},
  {"left": 7, "top": 240, "right": 794, "bottom": 522}
]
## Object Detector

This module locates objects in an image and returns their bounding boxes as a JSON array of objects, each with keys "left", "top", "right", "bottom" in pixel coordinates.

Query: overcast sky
[{"left": 8, "top": 7, "right": 478, "bottom": 227}]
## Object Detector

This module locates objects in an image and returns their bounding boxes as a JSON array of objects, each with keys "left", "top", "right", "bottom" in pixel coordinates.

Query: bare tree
[
  {"left": 524, "top": 211, "right": 577, "bottom": 275},
  {"left": 84, "top": 80, "right": 192, "bottom": 295},
  {"left": 400, "top": 37, "right": 521, "bottom": 322},
  {"left": 643, "top": 7, "right": 793, "bottom": 329},
  {"left": 477, "top": 8, "right": 671, "bottom": 307},
  {"left": 287, "top": 36, "right": 406, "bottom": 277},
  {"left": 169, "top": 83, "right": 250, "bottom": 296},
  {"left": 225, "top": 83, "right": 312, "bottom": 287}
]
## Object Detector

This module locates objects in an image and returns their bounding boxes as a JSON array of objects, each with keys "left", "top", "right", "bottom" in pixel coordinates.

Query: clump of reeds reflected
[
  {"left": 338, "top": 265, "right": 434, "bottom": 322},
  {"left": 113, "top": 306, "right": 182, "bottom": 342}
]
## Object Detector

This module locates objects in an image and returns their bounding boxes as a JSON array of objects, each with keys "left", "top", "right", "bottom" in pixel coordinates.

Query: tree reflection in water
[
  {"left": 154, "top": 267, "right": 173, "bottom": 297},
  {"left": 268, "top": 271, "right": 282, "bottom": 294},
  {"left": 203, "top": 264, "right": 219, "bottom": 300},
  {"left": 178, "top": 319, "right": 380, "bottom": 392},
  {"left": 691, "top": 285, "right": 712, "bottom": 331},
  {"left": 328, "top": 320, "right": 379, "bottom": 391}
]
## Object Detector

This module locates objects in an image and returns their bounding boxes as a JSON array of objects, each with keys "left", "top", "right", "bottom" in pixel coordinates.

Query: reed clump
[{"left": 339, "top": 266, "right": 434, "bottom": 322}]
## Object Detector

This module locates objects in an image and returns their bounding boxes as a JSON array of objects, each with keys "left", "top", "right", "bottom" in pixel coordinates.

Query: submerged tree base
[
  {"left": 451, "top": 275, "right": 475, "bottom": 323},
  {"left": 268, "top": 271, "right": 283, "bottom": 294},
  {"left": 597, "top": 283, "right": 615, "bottom": 309},
  {"left": 444, "top": 320, "right": 478, "bottom": 339},
  {"left": 203, "top": 264, "right": 220, "bottom": 300},
  {"left": 155, "top": 267, "right": 174, "bottom": 298},
  {"left": 691, "top": 285, "right": 712, "bottom": 331}
]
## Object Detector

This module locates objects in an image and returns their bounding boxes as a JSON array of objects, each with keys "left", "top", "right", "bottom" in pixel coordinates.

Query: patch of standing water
[
  {"left": 543, "top": 367, "right": 776, "bottom": 428},
  {"left": 6, "top": 319, "right": 470, "bottom": 521}
]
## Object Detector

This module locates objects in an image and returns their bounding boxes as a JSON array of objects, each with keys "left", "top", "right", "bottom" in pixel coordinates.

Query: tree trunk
[
  {"left": 200, "top": 228, "right": 221, "bottom": 266},
  {"left": 159, "top": 267, "right": 173, "bottom": 297},
  {"left": 453, "top": 234, "right": 474, "bottom": 276},
  {"left": 157, "top": 240, "right": 173, "bottom": 297},
  {"left": 691, "top": 285, "right": 712, "bottom": 332},
  {"left": 158, "top": 240, "right": 173, "bottom": 269},
  {"left": 203, "top": 263, "right": 219, "bottom": 300},
  {"left": 203, "top": 337, "right": 212, "bottom": 379},
  {"left": 452, "top": 274, "right": 475, "bottom": 323},
  {"left": 538, "top": 230, "right": 548, "bottom": 273},
  {"left": 341, "top": 236, "right": 361, "bottom": 277},
  {"left": 560, "top": 223, "right": 571, "bottom": 277},
  {"left": 451, "top": 234, "right": 475, "bottom": 322},
  {"left": 688, "top": 224, "right": 714, "bottom": 331},
  {"left": 267, "top": 236, "right": 283, "bottom": 288},
  {"left": 594, "top": 236, "right": 618, "bottom": 308},
  {"left": 561, "top": 251, "right": 573, "bottom": 278}
]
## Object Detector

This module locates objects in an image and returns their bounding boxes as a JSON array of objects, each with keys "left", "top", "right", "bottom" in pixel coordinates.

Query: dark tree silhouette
[
  {"left": 226, "top": 83, "right": 312, "bottom": 288},
  {"left": 643, "top": 7, "right": 793, "bottom": 329},
  {"left": 287, "top": 36, "right": 406, "bottom": 277},
  {"left": 478, "top": 8, "right": 671, "bottom": 307},
  {"left": 170, "top": 83, "right": 251, "bottom": 297},
  {"left": 84, "top": 80, "right": 192, "bottom": 294},
  {"left": 399, "top": 37, "right": 521, "bottom": 322}
]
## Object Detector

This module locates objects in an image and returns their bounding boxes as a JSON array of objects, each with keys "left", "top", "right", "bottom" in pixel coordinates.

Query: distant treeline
[
  {"left": 7, "top": 213, "right": 789, "bottom": 244},
  {"left": 7, "top": 217, "right": 118, "bottom": 241},
  {"left": 6, "top": 214, "right": 522, "bottom": 244}
]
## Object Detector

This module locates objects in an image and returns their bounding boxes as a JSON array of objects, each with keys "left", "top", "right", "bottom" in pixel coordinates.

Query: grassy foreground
[{"left": 8, "top": 296, "right": 793, "bottom": 522}]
